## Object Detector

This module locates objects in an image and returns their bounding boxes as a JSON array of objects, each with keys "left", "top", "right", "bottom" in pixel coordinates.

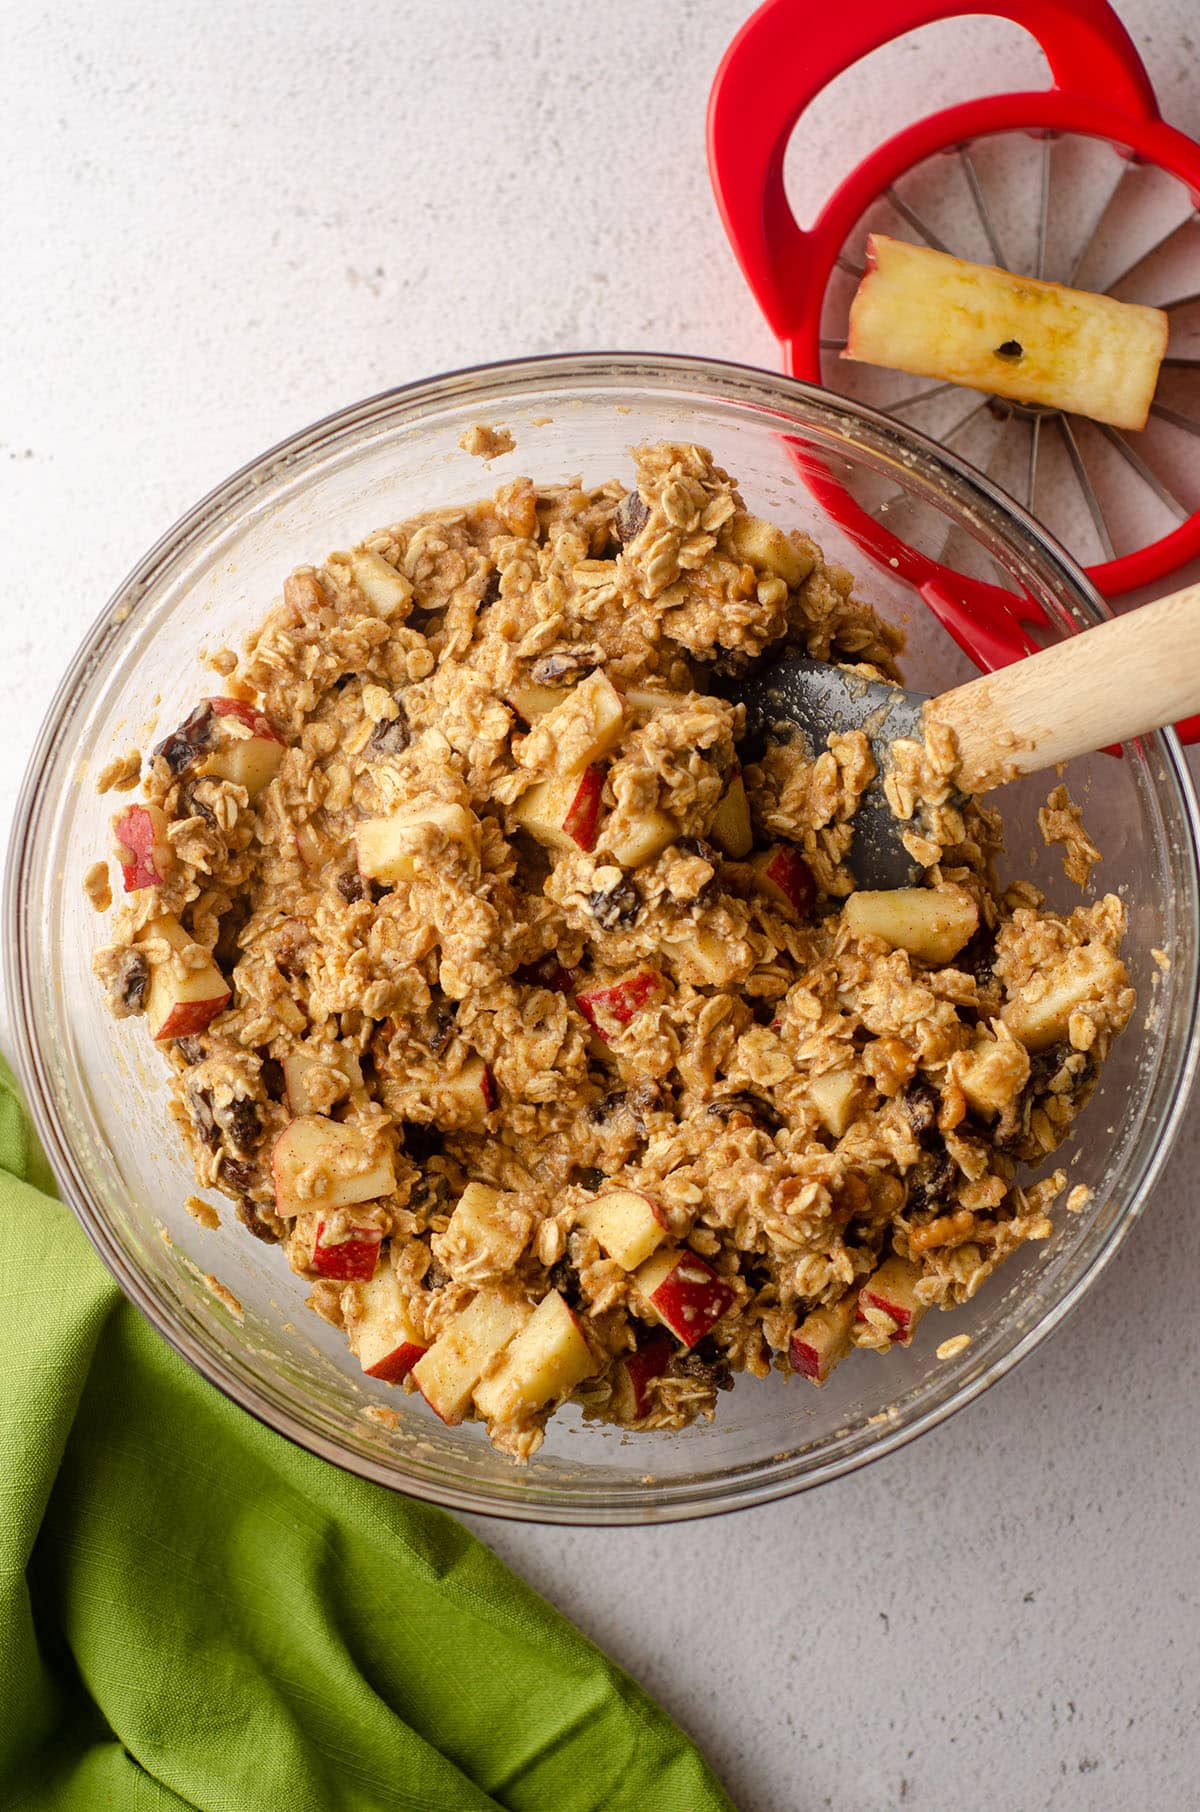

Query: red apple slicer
[{"left": 708, "top": 0, "right": 1200, "bottom": 740}]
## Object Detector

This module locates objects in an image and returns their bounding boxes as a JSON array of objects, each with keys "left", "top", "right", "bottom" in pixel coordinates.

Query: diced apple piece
[
  {"left": 843, "top": 886, "right": 978, "bottom": 966},
  {"left": 845, "top": 234, "right": 1168, "bottom": 433},
  {"left": 728, "top": 512, "right": 814, "bottom": 589},
  {"left": 355, "top": 801, "right": 479, "bottom": 884},
  {"left": 438, "top": 1179, "right": 529, "bottom": 1276},
  {"left": 113, "top": 803, "right": 172, "bottom": 891},
  {"left": 473, "top": 1290, "right": 596, "bottom": 1422},
  {"left": 271, "top": 1115, "right": 396, "bottom": 1217},
  {"left": 613, "top": 1331, "right": 675, "bottom": 1419},
  {"left": 661, "top": 923, "right": 741, "bottom": 986},
  {"left": 512, "top": 772, "right": 594, "bottom": 854},
  {"left": 507, "top": 682, "right": 564, "bottom": 722},
  {"left": 751, "top": 845, "right": 815, "bottom": 917},
  {"left": 576, "top": 969, "right": 662, "bottom": 1042},
  {"left": 205, "top": 734, "right": 284, "bottom": 799},
  {"left": 577, "top": 1187, "right": 667, "bottom": 1271},
  {"left": 621, "top": 687, "right": 677, "bottom": 714},
  {"left": 790, "top": 1292, "right": 858, "bottom": 1383},
  {"left": 856, "top": 1256, "right": 927, "bottom": 1346},
  {"left": 806, "top": 1069, "right": 863, "bottom": 1139},
  {"left": 140, "top": 914, "right": 231, "bottom": 1041},
  {"left": 207, "top": 697, "right": 278, "bottom": 736},
  {"left": 535, "top": 669, "right": 626, "bottom": 772},
  {"left": 955, "top": 1026, "right": 1030, "bottom": 1119},
  {"left": 350, "top": 549, "right": 413, "bottom": 618},
  {"left": 634, "top": 1247, "right": 735, "bottom": 1349},
  {"left": 200, "top": 698, "right": 286, "bottom": 800},
  {"left": 412, "top": 1289, "right": 533, "bottom": 1424},
  {"left": 283, "top": 1042, "right": 364, "bottom": 1116},
  {"left": 439, "top": 1053, "right": 496, "bottom": 1125},
  {"left": 709, "top": 771, "right": 752, "bottom": 858},
  {"left": 345, "top": 1267, "right": 427, "bottom": 1383},
  {"left": 561, "top": 764, "right": 606, "bottom": 852},
  {"left": 603, "top": 807, "right": 678, "bottom": 870},
  {"left": 1001, "top": 941, "right": 1127, "bottom": 1053},
  {"left": 311, "top": 1218, "right": 382, "bottom": 1282}
]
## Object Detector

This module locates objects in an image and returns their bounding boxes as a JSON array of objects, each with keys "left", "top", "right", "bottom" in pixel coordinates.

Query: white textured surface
[{"left": 5, "top": 5, "right": 1200, "bottom": 1808}]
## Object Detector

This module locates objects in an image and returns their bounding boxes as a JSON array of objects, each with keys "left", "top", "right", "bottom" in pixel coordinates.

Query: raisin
[
  {"left": 216, "top": 1096, "right": 260, "bottom": 1155},
  {"left": 587, "top": 1090, "right": 625, "bottom": 1125},
  {"left": 706, "top": 1093, "right": 782, "bottom": 1133},
  {"left": 177, "top": 1036, "right": 207, "bottom": 1065},
  {"left": 907, "top": 1147, "right": 956, "bottom": 1215},
  {"left": 424, "top": 1256, "right": 452, "bottom": 1292},
  {"left": 531, "top": 651, "right": 593, "bottom": 686},
  {"left": 514, "top": 956, "right": 573, "bottom": 992},
  {"left": 588, "top": 877, "right": 640, "bottom": 931},
  {"left": 235, "top": 1192, "right": 279, "bottom": 1243},
  {"left": 155, "top": 703, "right": 214, "bottom": 775},
  {"left": 176, "top": 777, "right": 217, "bottom": 826},
  {"left": 902, "top": 1083, "right": 938, "bottom": 1140},
  {"left": 187, "top": 1088, "right": 221, "bottom": 1151},
  {"left": 628, "top": 1082, "right": 663, "bottom": 1124},
  {"left": 273, "top": 917, "right": 309, "bottom": 978},
  {"left": 337, "top": 869, "right": 368, "bottom": 903},
  {"left": 614, "top": 492, "right": 649, "bottom": 543},
  {"left": 115, "top": 950, "right": 150, "bottom": 1013},
  {"left": 428, "top": 999, "right": 457, "bottom": 1058},
  {"left": 367, "top": 702, "right": 410, "bottom": 756},
  {"left": 674, "top": 1351, "right": 734, "bottom": 1391},
  {"left": 576, "top": 1166, "right": 606, "bottom": 1192},
  {"left": 481, "top": 569, "right": 502, "bottom": 607}
]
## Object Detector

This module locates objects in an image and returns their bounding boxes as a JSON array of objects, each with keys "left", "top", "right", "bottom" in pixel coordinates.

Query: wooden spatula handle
[{"left": 925, "top": 584, "right": 1200, "bottom": 794}]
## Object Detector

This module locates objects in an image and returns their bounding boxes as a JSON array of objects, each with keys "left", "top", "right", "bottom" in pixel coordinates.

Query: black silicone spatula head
[{"left": 738, "top": 658, "right": 930, "bottom": 890}]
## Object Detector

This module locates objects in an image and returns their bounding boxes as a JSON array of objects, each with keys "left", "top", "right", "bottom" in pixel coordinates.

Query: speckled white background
[{"left": 5, "top": 5, "right": 1200, "bottom": 1808}]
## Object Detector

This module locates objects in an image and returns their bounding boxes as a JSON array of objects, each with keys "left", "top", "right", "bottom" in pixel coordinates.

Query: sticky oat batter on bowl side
[{"left": 93, "top": 441, "right": 1134, "bottom": 1460}]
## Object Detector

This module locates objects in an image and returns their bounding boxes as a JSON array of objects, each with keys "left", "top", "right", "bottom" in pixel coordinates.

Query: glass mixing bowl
[{"left": 7, "top": 354, "right": 1198, "bottom": 1523}]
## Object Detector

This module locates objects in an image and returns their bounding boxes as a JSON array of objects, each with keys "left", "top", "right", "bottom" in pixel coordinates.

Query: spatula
[{"left": 739, "top": 585, "right": 1200, "bottom": 890}]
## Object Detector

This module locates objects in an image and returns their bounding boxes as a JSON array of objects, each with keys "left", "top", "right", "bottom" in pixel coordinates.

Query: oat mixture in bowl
[{"left": 93, "top": 437, "right": 1137, "bottom": 1463}]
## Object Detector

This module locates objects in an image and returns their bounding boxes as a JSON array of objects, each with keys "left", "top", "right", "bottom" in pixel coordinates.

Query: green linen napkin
[{"left": 0, "top": 1060, "right": 735, "bottom": 1812}]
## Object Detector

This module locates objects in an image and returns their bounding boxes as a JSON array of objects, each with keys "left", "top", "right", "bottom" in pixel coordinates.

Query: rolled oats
[{"left": 93, "top": 442, "right": 1135, "bottom": 1460}]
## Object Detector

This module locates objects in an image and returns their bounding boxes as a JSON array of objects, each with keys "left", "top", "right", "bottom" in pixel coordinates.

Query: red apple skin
[
  {"left": 789, "top": 1334, "right": 828, "bottom": 1382},
  {"left": 576, "top": 970, "right": 661, "bottom": 1042},
  {"left": 153, "top": 992, "right": 231, "bottom": 1041},
  {"left": 856, "top": 1288, "right": 916, "bottom": 1341},
  {"left": 619, "top": 1331, "right": 675, "bottom": 1417},
  {"left": 156, "top": 697, "right": 281, "bottom": 773},
  {"left": 764, "top": 847, "right": 815, "bottom": 917},
  {"left": 562, "top": 764, "right": 605, "bottom": 852},
  {"left": 312, "top": 1221, "right": 382, "bottom": 1282},
  {"left": 514, "top": 957, "right": 575, "bottom": 993},
  {"left": 113, "top": 805, "right": 167, "bottom": 891},
  {"left": 480, "top": 1063, "right": 497, "bottom": 1112},
  {"left": 649, "top": 1254, "right": 735, "bottom": 1349},
  {"left": 366, "top": 1340, "right": 428, "bottom": 1385},
  {"left": 206, "top": 697, "right": 283, "bottom": 742}
]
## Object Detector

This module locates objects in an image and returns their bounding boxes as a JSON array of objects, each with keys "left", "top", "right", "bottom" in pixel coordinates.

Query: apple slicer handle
[{"left": 707, "top": 0, "right": 1158, "bottom": 340}]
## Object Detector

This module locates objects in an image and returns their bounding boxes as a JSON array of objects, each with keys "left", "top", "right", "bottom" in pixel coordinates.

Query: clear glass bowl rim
[{"left": 6, "top": 351, "right": 1200, "bottom": 1525}]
